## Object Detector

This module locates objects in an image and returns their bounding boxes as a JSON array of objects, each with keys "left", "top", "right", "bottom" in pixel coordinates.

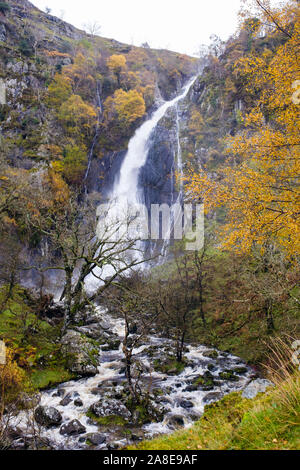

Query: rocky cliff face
[{"left": 0, "top": 0, "right": 197, "bottom": 182}]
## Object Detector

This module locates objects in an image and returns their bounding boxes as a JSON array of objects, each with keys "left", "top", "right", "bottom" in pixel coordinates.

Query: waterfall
[
  {"left": 110, "top": 76, "right": 197, "bottom": 209},
  {"left": 86, "top": 77, "right": 197, "bottom": 291}
]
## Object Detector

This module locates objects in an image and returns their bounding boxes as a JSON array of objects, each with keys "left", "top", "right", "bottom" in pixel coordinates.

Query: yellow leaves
[
  {"left": 107, "top": 54, "right": 127, "bottom": 74},
  {"left": 47, "top": 73, "right": 72, "bottom": 108},
  {"left": 0, "top": 346, "right": 26, "bottom": 403},
  {"left": 182, "top": 3, "right": 299, "bottom": 259},
  {"left": 104, "top": 89, "right": 145, "bottom": 127},
  {"left": 58, "top": 94, "right": 97, "bottom": 136},
  {"left": 43, "top": 169, "right": 70, "bottom": 209}
]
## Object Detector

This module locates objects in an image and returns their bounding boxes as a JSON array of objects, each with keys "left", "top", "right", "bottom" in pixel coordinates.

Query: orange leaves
[
  {"left": 44, "top": 50, "right": 71, "bottom": 59},
  {"left": 0, "top": 346, "right": 26, "bottom": 403},
  {"left": 43, "top": 169, "right": 70, "bottom": 210}
]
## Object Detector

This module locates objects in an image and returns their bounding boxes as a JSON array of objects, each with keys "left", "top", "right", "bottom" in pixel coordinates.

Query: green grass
[
  {"left": 128, "top": 371, "right": 300, "bottom": 450},
  {"left": 0, "top": 287, "right": 74, "bottom": 391},
  {"left": 86, "top": 410, "right": 128, "bottom": 427},
  {"left": 29, "top": 367, "right": 75, "bottom": 390}
]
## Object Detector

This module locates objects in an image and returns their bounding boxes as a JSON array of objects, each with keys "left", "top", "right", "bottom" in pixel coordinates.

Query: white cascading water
[
  {"left": 10, "top": 308, "right": 252, "bottom": 450},
  {"left": 86, "top": 76, "right": 197, "bottom": 291},
  {"left": 110, "top": 76, "right": 197, "bottom": 208}
]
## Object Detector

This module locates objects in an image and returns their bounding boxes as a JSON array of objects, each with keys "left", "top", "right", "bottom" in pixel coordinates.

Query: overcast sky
[{"left": 31, "top": 0, "right": 242, "bottom": 56}]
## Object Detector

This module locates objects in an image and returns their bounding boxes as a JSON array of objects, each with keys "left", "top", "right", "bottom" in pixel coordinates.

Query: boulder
[
  {"left": 59, "top": 419, "right": 86, "bottom": 436},
  {"left": 166, "top": 414, "right": 185, "bottom": 429},
  {"left": 242, "top": 379, "right": 274, "bottom": 399},
  {"left": 34, "top": 406, "right": 62, "bottom": 428},
  {"left": 203, "top": 392, "right": 223, "bottom": 404},
  {"left": 90, "top": 399, "right": 131, "bottom": 420},
  {"left": 219, "top": 370, "right": 239, "bottom": 382},
  {"left": 179, "top": 399, "right": 194, "bottom": 409},
  {"left": 74, "top": 398, "right": 83, "bottom": 407},
  {"left": 203, "top": 350, "right": 219, "bottom": 359},
  {"left": 61, "top": 330, "right": 98, "bottom": 376},
  {"left": 86, "top": 433, "right": 106, "bottom": 445}
]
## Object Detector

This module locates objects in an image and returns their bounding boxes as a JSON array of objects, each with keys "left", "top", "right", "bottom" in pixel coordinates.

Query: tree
[
  {"left": 83, "top": 21, "right": 101, "bottom": 37},
  {"left": 184, "top": 1, "right": 300, "bottom": 259},
  {"left": 107, "top": 54, "right": 127, "bottom": 86},
  {"left": 104, "top": 274, "right": 160, "bottom": 405},
  {"left": 52, "top": 144, "right": 88, "bottom": 186},
  {"left": 63, "top": 52, "right": 98, "bottom": 99},
  {"left": 58, "top": 94, "right": 97, "bottom": 137},
  {"left": 47, "top": 73, "right": 72, "bottom": 108},
  {"left": 27, "top": 185, "right": 148, "bottom": 335},
  {"left": 104, "top": 89, "right": 145, "bottom": 127}
]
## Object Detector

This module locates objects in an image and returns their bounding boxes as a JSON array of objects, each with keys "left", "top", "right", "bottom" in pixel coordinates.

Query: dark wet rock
[
  {"left": 192, "top": 371, "right": 215, "bottom": 390},
  {"left": 184, "top": 384, "right": 198, "bottom": 392},
  {"left": 203, "top": 392, "right": 223, "bottom": 404},
  {"left": 131, "top": 433, "right": 143, "bottom": 442},
  {"left": 179, "top": 399, "right": 194, "bottom": 409},
  {"left": 91, "top": 387, "right": 103, "bottom": 395},
  {"left": 101, "top": 339, "right": 121, "bottom": 351},
  {"left": 234, "top": 367, "right": 248, "bottom": 375},
  {"left": 74, "top": 398, "right": 83, "bottom": 407},
  {"left": 34, "top": 406, "right": 62, "bottom": 428},
  {"left": 60, "top": 419, "right": 86, "bottom": 436},
  {"left": 107, "top": 442, "right": 122, "bottom": 450},
  {"left": 129, "top": 323, "right": 138, "bottom": 334},
  {"left": 9, "top": 438, "right": 26, "bottom": 450},
  {"left": 52, "top": 389, "right": 65, "bottom": 398},
  {"left": 74, "top": 324, "right": 106, "bottom": 341},
  {"left": 86, "top": 433, "right": 106, "bottom": 445},
  {"left": 207, "top": 363, "right": 217, "bottom": 372},
  {"left": 166, "top": 414, "right": 185, "bottom": 429},
  {"left": 59, "top": 391, "right": 79, "bottom": 406},
  {"left": 59, "top": 393, "right": 73, "bottom": 406}
]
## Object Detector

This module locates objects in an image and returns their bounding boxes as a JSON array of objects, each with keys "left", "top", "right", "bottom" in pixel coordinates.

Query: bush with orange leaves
[{"left": 0, "top": 347, "right": 27, "bottom": 409}]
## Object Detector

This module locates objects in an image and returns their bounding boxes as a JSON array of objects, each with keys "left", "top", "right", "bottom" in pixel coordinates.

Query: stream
[{"left": 11, "top": 307, "right": 253, "bottom": 450}]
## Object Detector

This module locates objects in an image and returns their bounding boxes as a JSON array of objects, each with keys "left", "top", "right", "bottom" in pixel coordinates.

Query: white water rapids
[{"left": 11, "top": 308, "right": 252, "bottom": 450}]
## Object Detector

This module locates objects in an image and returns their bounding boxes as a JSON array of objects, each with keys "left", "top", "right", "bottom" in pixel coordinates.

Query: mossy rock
[
  {"left": 203, "top": 350, "right": 219, "bottom": 359},
  {"left": 153, "top": 358, "right": 186, "bottom": 375},
  {"left": 86, "top": 410, "right": 127, "bottom": 428},
  {"left": 193, "top": 371, "right": 215, "bottom": 390},
  {"left": 219, "top": 369, "right": 239, "bottom": 382},
  {"left": 233, "top": 367, "right": 248, "bottom": 375}
]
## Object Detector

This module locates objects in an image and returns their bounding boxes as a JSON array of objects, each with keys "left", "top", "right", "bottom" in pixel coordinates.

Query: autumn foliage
[{"left": 184, "top": 0, "right": 300, "bottom": 259}]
